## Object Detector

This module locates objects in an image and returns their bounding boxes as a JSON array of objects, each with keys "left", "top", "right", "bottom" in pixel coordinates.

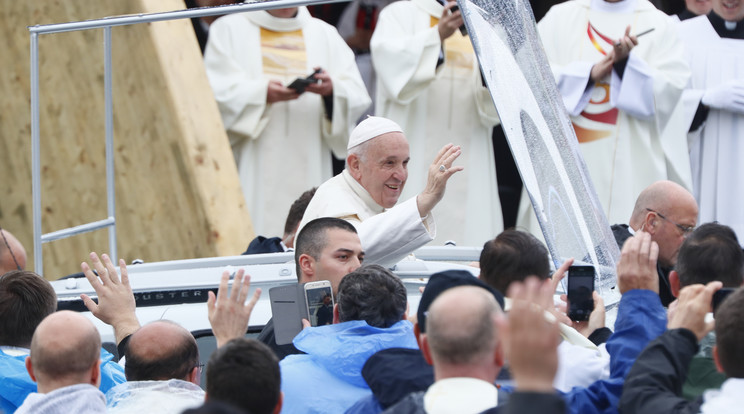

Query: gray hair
[{"left": 426, "top": 286, "right": 501, "bottom": 365}]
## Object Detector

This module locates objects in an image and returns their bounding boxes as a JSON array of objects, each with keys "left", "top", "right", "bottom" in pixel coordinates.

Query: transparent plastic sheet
[{"left": 458, "top": 0, "right": 621, "bottom": 306}]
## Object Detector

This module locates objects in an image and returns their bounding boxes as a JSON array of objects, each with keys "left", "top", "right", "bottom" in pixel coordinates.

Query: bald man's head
[
  {"left": 29, "top": 311, "right": 101, "bottom": 391},
  {"left": 0, "top": 229, "right": 26, "bottom": 274},
  {"left": 125, "top": 320, "right": 199, "bottom": 382},
  {"left": 629, "top": 181, "right": 698, "bottom": 267},
  {"left": 425, "top": 286, "right": 502, "bottom": 367}
]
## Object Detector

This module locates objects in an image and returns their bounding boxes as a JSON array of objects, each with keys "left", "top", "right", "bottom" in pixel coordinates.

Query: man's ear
[
  {"left": 347, "top": 154, "right": 362, "bottom": 181},
  {"left": 414, "top": 323, "right": 423, "bottom": 349},
  {"left": 494, "top": 339, "right": 505, "bottom": 368},
  {"left": 25, "top": 356, "right": 37, "bottom": 383},
  {"left": 298, "top": 254, "right": 315, "bottom": 283},
  {"left": 188, "top": 366, "right": 200, "bottom": 385},
  {"left": 420, "top": 334, "right": 434, "bottom": 366},
  {"left": 91, "top": 360, "right": 102, "bottom": 387},
  {"left": 669, "top": 270, "right": 681, "bottom": 298},
  {"left": 333, "top": 303, "right": 340, "bottom": 324},
  {"left": 644, "top": 211, "right": 659, "bottom": 234},
  {"left": 713, "top": 345, "right": 725, "bottom": 374},
  {"left": 273, "top": 391, "right": 284, "bottom": 414}
]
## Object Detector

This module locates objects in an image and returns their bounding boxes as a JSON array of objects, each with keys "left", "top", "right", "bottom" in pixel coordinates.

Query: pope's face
[
  {"left": 354, "top": 133, "right": 410, "bottom": 209},
  {"left": 713, "top": 0, "right": 744, "bottom": 21},
  {"left": 686, "top": 0, "right": 713, "bottom": 15}
]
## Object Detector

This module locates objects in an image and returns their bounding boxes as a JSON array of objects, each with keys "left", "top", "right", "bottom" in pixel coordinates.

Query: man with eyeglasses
[
  {"left": 0, "top": 228, "right": 26, "bottom": 274},
  {"left": 611, "top": 180, "right": 698, "bottom": 306}
]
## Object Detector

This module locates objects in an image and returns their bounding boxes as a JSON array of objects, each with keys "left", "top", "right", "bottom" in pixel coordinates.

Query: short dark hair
[
  {"left": 479, "top": 229, "right": 551, "bottom": 294},
  {"left": 182, "top": 401, "right": 247, "bottom": 414},
  {"left": 715, "top": 287, "right": 744, "bottom": 378},
  {"left": 0, "top": 270, "right": 57, "bottom": 347},
  {"left": 337, "top": 264, "right": 407, "bottom": 328},
  {"left": 294, "top": 217, "right": 357, "bottom": 278},
  {"left": 676, "top": 223, "right": 744, "bottom": 288},
  {"left": 284, "top": 188, "right": 317, "bottom": 237},
  {"left": 206, "top": 338, "right": 280, "bottom": 414},
  {"left": 124, "top": 321, "right": 199, "bottom": 381}
]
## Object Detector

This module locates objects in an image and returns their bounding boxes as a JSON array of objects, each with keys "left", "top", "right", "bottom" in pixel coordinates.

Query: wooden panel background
[{"left": 0, "top": 0, "right": 253, "bottom": 279}]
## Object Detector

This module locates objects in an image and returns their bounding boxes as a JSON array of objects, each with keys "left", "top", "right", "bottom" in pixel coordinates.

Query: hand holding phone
[
  {"left": 286, "top": 68, "right": 322, "bottom": 94},
  {"left": 448, "top": 4, "right": 468, "bottom": 35},
  {"left": 567, "top": 265, "right": 595, "bottom": 321}
]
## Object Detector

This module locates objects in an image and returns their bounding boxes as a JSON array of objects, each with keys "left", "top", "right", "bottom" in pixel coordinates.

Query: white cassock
[
  {"left": 518, "top": 0, "right": 691, "bottom": 236},
  {"left": 676, "top": 15, "right": 744, "bottom": 243},
  {"left": 298, "top": 170, "right": 435, "bottom": 267},
  {"left": 204, "top": 8, "right": 371, "bottom": 236},
  {"left": 370, "top": 0, "right": 503, "bottom": 247}
]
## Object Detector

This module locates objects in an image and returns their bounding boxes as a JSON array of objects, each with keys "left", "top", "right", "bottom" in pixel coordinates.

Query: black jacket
[
  {"left": 256, "top": 318, "right": 304, "bottom": 360},
  {"left": 619, "top": 329, "right": 704, "bottom": 413}
]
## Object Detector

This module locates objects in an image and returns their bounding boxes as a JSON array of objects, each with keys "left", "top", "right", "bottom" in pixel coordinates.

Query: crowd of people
[{"left": 1, "top": 0, "right": 743, "bottom": 412}]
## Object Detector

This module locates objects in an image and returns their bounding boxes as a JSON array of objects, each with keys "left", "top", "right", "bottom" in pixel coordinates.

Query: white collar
[
  {"left": 423, "top": 377, "right": 498, "bottom": 414},
  {"left": 342, "top": 169, "right": 385, "bottom": 214},
  {"left": 590, "top": 0, "right": 638, "bottom": 14},
  {"left": 0, "top": 346, "right": 30, "bottom": 356},
  {"left": 245, "top": 6, "right": 311, "bottom": 32}
]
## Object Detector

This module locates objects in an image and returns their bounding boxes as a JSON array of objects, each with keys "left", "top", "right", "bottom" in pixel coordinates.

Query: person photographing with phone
[
  {"left": 204, "top": 5, "right": 370, "bottom": 239},
  {"left": 661, "top": 223, "right": 744, "bottom": 400},
  {"left": 278, "top": 264, "right": 417, "bottom": 414}
]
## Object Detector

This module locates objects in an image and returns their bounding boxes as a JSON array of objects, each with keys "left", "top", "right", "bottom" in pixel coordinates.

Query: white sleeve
[
  {"left": 355, "top": 197, "right": 435, "bottom": 267},
  {"left": 610, "top": 53, "right": 656, "bottom": 119},
  {"left": 204, "top": 18, "right": 270, "bottom": 140},
  {"left": 371, "top": 5, "right": 442, "bottom": 105}
]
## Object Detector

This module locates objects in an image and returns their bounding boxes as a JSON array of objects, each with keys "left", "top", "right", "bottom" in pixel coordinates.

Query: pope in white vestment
[
  {"left": 299, "top": 116, "right": 464, "bottom": 268},
  {"left": 518, "top": 0, "right": 691, "bottom": 236},
  {"left": 204, "top": 7, "right": 370, "bottom": 236},
  {"left": 370, "top": 0, "right": 503, "bottom": 247},
  {"left": 677, "top": 12, "right": 744, "bottom": 244}
]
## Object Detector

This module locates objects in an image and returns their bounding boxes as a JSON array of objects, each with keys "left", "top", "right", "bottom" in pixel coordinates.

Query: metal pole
[
  {"left": 103, "top": 26, "right": 118, "bottom": 263},
  {"left": 30, "top": 32, "right": 43, "bottom": 276},
  {"left": 27, "top": 0, "right": 350, "bottom": 34}
]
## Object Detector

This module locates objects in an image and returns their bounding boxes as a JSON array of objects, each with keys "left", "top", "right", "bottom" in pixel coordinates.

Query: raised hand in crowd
[
  {"left": 668, "top": 281, "right": 721, "bottom": 341},
  {"left": 502, "top": 277, "right": 562, "bottom": 392},
  {"left": 80, "top": 252, "right": 140, "bottom": 345},
  {"left": 207, "top": 268, "right": 262, "bottom": 348},
  {"left": 616, "top": 231, "right": 659, "bottom": 294}
]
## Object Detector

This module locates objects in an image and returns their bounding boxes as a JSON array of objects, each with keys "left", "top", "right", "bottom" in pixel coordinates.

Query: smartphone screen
[
  {"left": 713, "top": 288, "right": 735, "bottom": 315},
  {"left": 567, "top": 266, "right": 595, "bottom": 321},
  {"left": 304, "top": 282, "right": 334, "bottom": 327}
]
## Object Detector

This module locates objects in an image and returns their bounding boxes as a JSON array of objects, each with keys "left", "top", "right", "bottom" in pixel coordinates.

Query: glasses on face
[
  {"left": 0, "top": 226, "right": 22, "bottom": 271},
  {"left": 645, "top": 209, "right": 695, "bottom": 236}
]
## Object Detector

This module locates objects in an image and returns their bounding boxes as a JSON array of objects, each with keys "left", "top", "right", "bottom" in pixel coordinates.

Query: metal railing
[{"left": 28, "top": 0, "right": 347, "bottom": 274}]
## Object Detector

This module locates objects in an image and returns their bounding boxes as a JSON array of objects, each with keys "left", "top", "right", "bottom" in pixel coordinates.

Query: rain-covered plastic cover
[{"left": 458, "top": 0, "right": 621, "bottom": 305}]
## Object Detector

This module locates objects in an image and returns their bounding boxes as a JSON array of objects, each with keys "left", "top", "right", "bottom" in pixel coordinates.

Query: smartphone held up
[{"left": 567, "top": 265, "right": 595, "bottom": 321}]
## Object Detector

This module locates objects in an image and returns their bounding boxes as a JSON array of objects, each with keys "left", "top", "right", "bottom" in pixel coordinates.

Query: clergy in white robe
[
  {"left": 299, "top": 116, "right": 463, "bottom": 267},
  {"left": 676, "top": 6, "right": 744, "bottom": 244},
  {"left": 204, "top": 7, "right": 371, "bottom": 236},
  {"left": 517, "top": 0, "right": 691, "bottom": 237},
  {"left": 370, "top": 0, "right": 503, "bottom": 247}
]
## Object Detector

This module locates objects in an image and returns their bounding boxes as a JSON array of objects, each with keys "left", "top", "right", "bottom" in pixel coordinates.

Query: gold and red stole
[{"left": 573, "top": 22, "right": 620, "bottom": 144}]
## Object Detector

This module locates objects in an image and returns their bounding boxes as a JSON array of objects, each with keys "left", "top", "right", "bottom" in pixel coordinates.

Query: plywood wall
[{"left": 0, "top": 0, "right": 253, "bottom": 278}]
